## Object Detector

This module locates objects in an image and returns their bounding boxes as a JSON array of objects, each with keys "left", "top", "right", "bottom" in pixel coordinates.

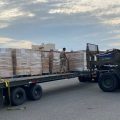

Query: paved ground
[{"left": 1, "top": 78, "right": 120, "bottom": 120}]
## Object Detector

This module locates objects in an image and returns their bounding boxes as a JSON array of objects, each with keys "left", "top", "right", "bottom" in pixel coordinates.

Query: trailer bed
[
  {"left": 0, "top": 71, "right": 91, "bottom": 107},
  {"left": 0, "top": 72, "right": 83, "bottom": 88}
]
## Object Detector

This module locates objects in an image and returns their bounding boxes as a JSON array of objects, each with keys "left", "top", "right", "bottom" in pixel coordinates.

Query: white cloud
[
  {"left": 0, "top": 1, "right": 7, "bottom": 6},
  {"left": 99, "top": 34, "right": 120, "bottom": 42},
  {"left": 97, "top": 7, "right": 120, "bottom": 16},
  {"left": 103, "top": 18, "right": 120, "bottom": 25},
  {"left": 113, "top": 35, "right": 120, "bottom": 39},
  {"left": 49, "top": 5, "right": 96, "bottom": 14},
  {"left": 27, "top": 13, "right": 35, "bottom": 17},
  {"left": 0, "top": 7, "right": 35, "bottom": 29},
  {"left": 49, "top": 0, "right": 120, "bottom": 14},
  {"left": 0, "top": 8, "right": 35, "bottom": 21},
  {"left": 0, "top": 37, "right": 32, "bottom": 49},
  {"left": 108, "top": 30, "right": 120, "bottom": 34},
  {"left": 0, "top": 23, "right": 9, "bottom": 28},
  {"left": 0, "top": 8, "right": 24, "bottom": 21},
  {"left": 0, "top": 37, "right": 13, "bottom": 44},
  {"left": 32, "top": 0, "right": 48, "bottom": 4},
  {"left": 109, "top": 42, "right": 120, "bottom": 47},
  {"left": 6, "top": 41, "right": 32, "bottom": 49},
  {"left": 48, "top": 0, "right": 120, "bottom": 26}
]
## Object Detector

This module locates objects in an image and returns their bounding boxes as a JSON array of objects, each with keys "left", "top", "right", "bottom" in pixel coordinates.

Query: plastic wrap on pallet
[
  {"left": 30, "top": 50, "right": 42, "bottom": 75},
  {"left": 14, "top": 49, "right": 31, "bottom": 76},
  {"left": 52, "top": 52, "right": 60, "bottom": 73},
  {"left": 0, "top": 48, "right": 13, "bottom": 78},
  {"left": 14, "top": 49, "right": 42, "bottom": 76},
  {"left": 67, "top": 51, "right": 87, "bottom": 71},
  {"left": 41, "top": 51, "right": 50, "bottom": 74}
]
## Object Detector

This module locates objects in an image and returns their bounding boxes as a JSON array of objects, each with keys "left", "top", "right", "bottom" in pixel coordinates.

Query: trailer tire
[
  {"left": 11, "top": 87, "right": 26, "bottom": 106},
  {"left": 98, "top": 72, "right": 118, "bottom": 92},
  {"left": 28, "top": 84, "right": 42, "bottom": 100}
]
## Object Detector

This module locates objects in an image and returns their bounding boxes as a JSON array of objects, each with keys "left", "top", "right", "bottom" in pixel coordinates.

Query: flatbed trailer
[
  {"left": 0, "top": 43, "right": 99, "bottom": 108},
  {"left": 0, "top": 71, "right": 90, "bottom": 107}
]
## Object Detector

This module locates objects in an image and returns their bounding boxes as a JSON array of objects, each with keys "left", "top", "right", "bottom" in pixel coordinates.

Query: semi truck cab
[{"left": 97, "top": 49, "right": 120, "bottom": 92}]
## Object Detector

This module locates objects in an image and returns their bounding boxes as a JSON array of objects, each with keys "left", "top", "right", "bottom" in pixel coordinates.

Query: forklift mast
[{"left": 86, "top": 43, "right": 99, "bottom": 71}]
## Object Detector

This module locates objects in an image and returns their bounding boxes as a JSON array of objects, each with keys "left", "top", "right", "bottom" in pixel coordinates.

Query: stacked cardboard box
[
  {"left": 14, "top": 49, "right": 43, "bottom": 76},
  {"left": 0, "top": 48, "right": 13, "bottom": 78},
  {"left": 30, "top": 50, "right": 42, "bottom": 75},
  {"left": 0, "top": 48, "right": 87, "bottom": 78},
  {"left": 67, "top": 51, "right": 87, "bottom": 71},
  {"left": 41, "top": 51, "right": 50, "bottom": 74},
  {"left": 52, "top": 52, "right": 60, "bottom": 73},
  {"left": 13, "top": 49, "right": 31, "bottom": 76},
  {"left": 41, "top": 51, "right": 61, "bottom": 74}
]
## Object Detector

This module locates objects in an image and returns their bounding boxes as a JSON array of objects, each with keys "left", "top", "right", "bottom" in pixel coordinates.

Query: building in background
[{"left": 32, "top": 43, "right": 55, "bottom": 51}]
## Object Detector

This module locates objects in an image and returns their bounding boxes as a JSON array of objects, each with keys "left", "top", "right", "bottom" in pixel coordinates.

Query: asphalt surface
[{"left": 1, "top": 78, "right": 120, "bottom": 120}]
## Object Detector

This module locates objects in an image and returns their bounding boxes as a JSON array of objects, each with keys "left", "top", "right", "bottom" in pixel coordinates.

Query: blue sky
[{"left": 0, "top": 0, "right": 120, "bottom": 51}]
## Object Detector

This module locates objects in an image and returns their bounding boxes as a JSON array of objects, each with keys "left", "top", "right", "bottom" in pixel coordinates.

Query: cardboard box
[
  {"left": 41, "top": 51, "right": 50, "bottom": 74},
  {"left": 52, "top": 52, "right": 60, "bottom": 73},
  {"left": 0, "top": 48, "right": 13, "bottom": 78},
  {"left": 30, "top": 50, "right": 42, "bottom": 75},
  {"left": 14, "top": 49, "right": 31, "bottom": 76},
  {"left": 67, "top": 51, "right": 87, "bottom": 71},
  {"left": 14, "top": 49, "right": 42, "bottom": 76}
]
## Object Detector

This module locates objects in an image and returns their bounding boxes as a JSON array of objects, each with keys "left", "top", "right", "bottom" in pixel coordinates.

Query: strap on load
[{"left": 0, "top": 78, "right": 11, "bottom": 106}]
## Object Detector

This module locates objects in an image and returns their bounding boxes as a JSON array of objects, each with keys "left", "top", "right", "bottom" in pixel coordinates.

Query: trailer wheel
[
  {"left": 11, "top": 87, "right": 26, "bottom": 106},
  {"left": 27, "top": 84, "right": 42, "bottom": 100},
  {"left": 98, "top": 73, "right": 118, "bottom": 92}
]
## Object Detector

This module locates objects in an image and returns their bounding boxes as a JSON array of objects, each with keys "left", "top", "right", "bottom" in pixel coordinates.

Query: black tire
[
  {"left": 98, "top": 72, "right": 118, "bottom": 92},
  {"left": 27, "top": 84, "right": 42, "bottom": 100},
  {"left": 11, "top": 87, "right": 26, "bottom": 106}
]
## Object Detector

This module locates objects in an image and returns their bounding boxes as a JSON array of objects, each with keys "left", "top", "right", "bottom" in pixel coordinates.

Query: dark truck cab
[
  {"left": 82, "top": 44, "right": 120, "bottom": 92},
  {"left": 97, "top": 49, "right": 120, "bottom": 92},
  {"left": 78, "top": 44, "right": 120, "bottom": 92}
]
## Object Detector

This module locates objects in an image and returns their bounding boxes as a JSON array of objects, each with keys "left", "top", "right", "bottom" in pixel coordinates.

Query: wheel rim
[
  {"left": 11, "top": 88, "right": 26, "bottom": 106},
  {"left": 15, "top": 91, "right": 24, "bottom": 100},
  {"left": 103, "top": 78, "right": 113, "bottom": 88},
  {"left": 34, "top": 88, "right": 41, "bottom": 97}
]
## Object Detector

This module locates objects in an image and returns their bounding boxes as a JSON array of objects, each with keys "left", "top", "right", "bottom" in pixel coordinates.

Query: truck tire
[
  {"left": 98, "top": 72, "right": 118, "bottom": 92},
  {"left": 27, "top": 84, "right": 42, "bottom": 100},
  {"left": 11, "top": 87, "right": 26, "bottom": 106}
]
